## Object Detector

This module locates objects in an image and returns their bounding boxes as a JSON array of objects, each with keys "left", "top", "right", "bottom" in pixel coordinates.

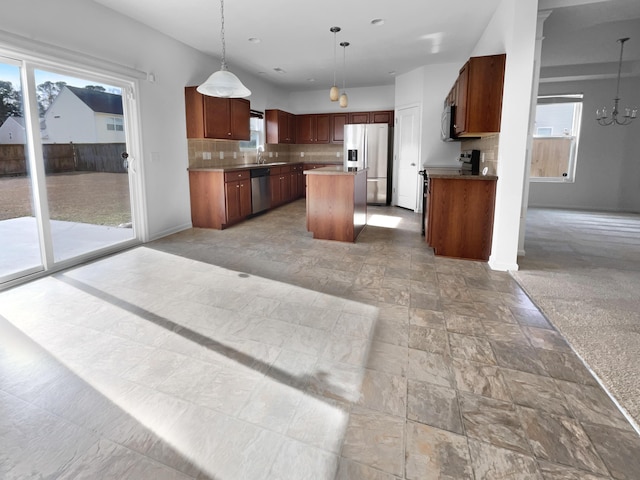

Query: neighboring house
[
  {"left": 43, "top": 86, "right": 125, "bottom": 144},
  {"left": 0, "top": 116, "right": 25, "bottom": 144},
  {"left": 0, "top": 116, "right": 47, "bottom": 144}
]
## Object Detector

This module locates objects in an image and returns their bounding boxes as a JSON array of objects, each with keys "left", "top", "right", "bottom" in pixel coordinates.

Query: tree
[
  {"left": 84, "top": 85, "right": 106, "bottom": 92},
  {"left": 36, "top": 81, "right": 67, "bottom": 115},
  {"left": 0, "top": 80, "right": 23, "bottom": 124}
]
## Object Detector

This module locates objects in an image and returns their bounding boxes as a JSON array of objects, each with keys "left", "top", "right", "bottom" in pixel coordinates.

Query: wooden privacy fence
[
  {"left": 0, "top": 143, "right": 127, "bottom": 176},
  {"left": 530, "top": 136, "right": 574, "bottom": 178}
]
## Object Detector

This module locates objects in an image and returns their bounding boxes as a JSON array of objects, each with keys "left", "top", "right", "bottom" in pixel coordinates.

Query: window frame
[{"left": 530, "top": 94, "right": 583, "bottom": 183}]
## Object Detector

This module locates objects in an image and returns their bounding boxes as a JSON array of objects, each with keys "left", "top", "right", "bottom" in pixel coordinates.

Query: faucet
[{"left": 257, "top": 146, "right": 265, "bottom": 164}]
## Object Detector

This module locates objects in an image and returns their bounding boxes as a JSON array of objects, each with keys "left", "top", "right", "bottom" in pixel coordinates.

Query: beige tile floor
[{"left": 1, "top": 199, "right": 639, "bottom": 479}]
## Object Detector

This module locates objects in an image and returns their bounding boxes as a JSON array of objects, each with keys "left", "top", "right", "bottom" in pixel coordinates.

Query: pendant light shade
[
  {"left": 197, "top": 0, "right": 251, "bottom": 98},
  {"left": 596, "top": 37, "right": 636, "bottom": 126},
  {"left": 329, "top": 27, "right": 341, "bottom": 101},
  {"left": 339, "top": 41, "right": 350, "bottom": 108}
]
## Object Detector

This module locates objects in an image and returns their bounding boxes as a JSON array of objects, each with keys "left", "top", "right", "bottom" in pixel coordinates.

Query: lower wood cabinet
[
  {"left": 426, "top": 175, "right": 497, "bottom": 260},
  {"left": 189, "top": 169, "right": 251, "bottom": 229}
]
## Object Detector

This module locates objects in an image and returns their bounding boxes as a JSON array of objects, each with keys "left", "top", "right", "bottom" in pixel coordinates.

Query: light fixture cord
[
  {"left": 220, "top": 0, "right": 227, "bottom": 70},
  {"left": 342, "top": 44, "right": 346, "bottom": 91},
  {"left": 333, "top": 32, "right": 337, "bottom": 86},
  {"left": 614, "top": 38, "right": 627, "bottom": 101}
]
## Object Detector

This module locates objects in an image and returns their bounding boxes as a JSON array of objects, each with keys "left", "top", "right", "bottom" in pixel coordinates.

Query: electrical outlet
[
  {"left": 481, "top": 152, "right": 485, "bottom": 163},
  {"left": 219, "top": 151, "right": 224, "bottom": 160},
  {"left": 269, "top": 152, "right": 273, "bottom": 158},
  {"left": 336, "top": 152, "right": 341, "bottom": 157},
  {"left": 233, "top": 152, "right": 237, "bottom": 159},
  {"left": 300, "top": 152, "right": 305, "bottom": 157},
  {"left": 203, "top": 152, "right": 211, "bottom": 160},
  {"left": 275, "top": 152, "right": 279, "bottom": 158}
]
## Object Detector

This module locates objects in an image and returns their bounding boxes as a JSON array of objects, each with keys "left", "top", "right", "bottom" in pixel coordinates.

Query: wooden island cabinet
[
  {"left": 305, "top": 166, "right": 367, "bottom": 242},
  {"left": 425, "top": 170, "right": 497, "bottom": 260}
]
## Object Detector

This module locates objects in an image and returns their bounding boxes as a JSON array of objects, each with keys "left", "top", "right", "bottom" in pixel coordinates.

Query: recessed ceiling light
[
  {"left": 371, "top": 18, "right": 385, "bottom": 26},
  {"left": 248, "top": 37, "right": 261, "bottom": 44},
  {"left": 307, "top": 78, "right": 316, "bottom": 83},
  {"left": 388, "top": 71, "right": 396, "bottom": 76},
  {"left": 273, "top": 67, "right": 287, "bottom": 74}
]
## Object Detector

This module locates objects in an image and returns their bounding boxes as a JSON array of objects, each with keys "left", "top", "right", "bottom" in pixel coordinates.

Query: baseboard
[
  {"left": 488, "top": 257, "right": 519, "bottom": 272},
  {"left": 148, "top": 222, "right": 193, "bottom": 242}
]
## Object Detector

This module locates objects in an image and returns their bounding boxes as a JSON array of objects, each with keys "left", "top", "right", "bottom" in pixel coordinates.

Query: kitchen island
[{"left": 305, "top": 166, "right": 367, "bottom": 242}]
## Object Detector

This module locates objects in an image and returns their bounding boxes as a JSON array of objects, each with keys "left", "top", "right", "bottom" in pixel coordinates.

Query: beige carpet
[{"left": 512, "top": 207, "right": 640, "bottom": 427}]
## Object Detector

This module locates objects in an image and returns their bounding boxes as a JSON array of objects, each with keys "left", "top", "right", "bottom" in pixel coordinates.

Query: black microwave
[{"left": 441, "top": 105, "right": 457, "bottom": 142}]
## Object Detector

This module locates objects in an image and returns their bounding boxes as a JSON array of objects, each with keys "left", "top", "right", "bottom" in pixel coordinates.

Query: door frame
[
  {"left": 0, "top": 46, "right": 148, "bottom": 290},
  {"left": 393, "top": 103, "right": 422, "bottom": 211}
]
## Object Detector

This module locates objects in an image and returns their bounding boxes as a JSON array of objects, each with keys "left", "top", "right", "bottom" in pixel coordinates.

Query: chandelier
[{"left": 596, "top": 38, "right": 636, "bottom": 126}]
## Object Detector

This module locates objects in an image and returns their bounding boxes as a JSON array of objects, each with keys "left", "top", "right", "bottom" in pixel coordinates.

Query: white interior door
[{"left": 395, "top": 106, "right": 421, "bottom": 210}]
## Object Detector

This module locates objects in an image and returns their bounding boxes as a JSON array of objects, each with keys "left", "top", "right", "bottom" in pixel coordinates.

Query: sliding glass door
[
  {"left": 0, "top": 57, "right": 43, "bottom": 281},
  {"left": 0, "top": 57, "right": 141, "bottom": 287}
]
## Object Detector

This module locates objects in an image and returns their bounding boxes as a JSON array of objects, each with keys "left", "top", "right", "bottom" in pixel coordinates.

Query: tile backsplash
[
  {"left": 460, "top": 134, "right": 500, "bottom": 175},
  {"left": 188, "top": 140, "right": 343, "bottom": 168}
]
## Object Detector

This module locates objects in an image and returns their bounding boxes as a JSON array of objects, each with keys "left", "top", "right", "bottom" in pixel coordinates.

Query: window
[
  {"left": 106, "top": 116, "right": 123, "bottom": 131},
  {"left": 530, "top": 94, "right": 583, "bottom": 182},
  {"left": 239, "top": 112, "right": 264, "bottom": 151}
]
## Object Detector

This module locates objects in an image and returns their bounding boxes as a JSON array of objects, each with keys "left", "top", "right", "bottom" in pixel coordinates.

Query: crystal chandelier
[{"left": 596, "top": 38, "right": 636, "bottom": 126}]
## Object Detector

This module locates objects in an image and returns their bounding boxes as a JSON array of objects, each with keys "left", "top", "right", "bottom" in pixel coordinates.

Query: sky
[{"left": 0, "top": 63, "right": 121, "bottom": 94}]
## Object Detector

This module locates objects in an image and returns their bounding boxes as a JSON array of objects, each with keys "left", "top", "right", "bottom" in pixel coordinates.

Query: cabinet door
[
  {"left": 230, "top": 98, "right": 250, "bottom": 140},
  {"left": 225, "top": 180, "right": 242, "bottom": 222},
  {"left": 349, "top": 112, "right": 370, "bottom": 124},
  {"left": 454, "top": 63, "right": 469, "bottom": 135},
  {"left": 315, "top": 114, "right": 331, "bottom": 143},
  {"left": 204, "top": 96, "right": 231, "bottom": 139},
  {"left": 331, "top": 113, "right": 347, "bottom": 143},
  {"left": 287, "top": 113, "right": 297, "bottom": 143},
  {"left": 270, "top": 173, "right": 282, "bottom": 205},
  {"left": 297, "top": 115, "right": 314, "bottom": 143},
  {"left": 238, "top": 179, "right": 252, "bottom": 216},
  {"left": 371, "top": 111, "right": 393, "bottom": 125}
]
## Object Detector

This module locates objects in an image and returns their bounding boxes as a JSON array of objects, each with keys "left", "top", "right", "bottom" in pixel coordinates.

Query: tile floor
[{"left": 1, "top": 199, "right": 639, "bottom": 479}]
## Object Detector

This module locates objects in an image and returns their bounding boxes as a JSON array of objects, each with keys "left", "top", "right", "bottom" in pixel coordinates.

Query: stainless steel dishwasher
[{"left": 250, "top": 168, "right": 271, "bottom": 214}]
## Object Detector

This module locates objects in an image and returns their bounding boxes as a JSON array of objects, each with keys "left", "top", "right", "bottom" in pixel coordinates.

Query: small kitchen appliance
[{"left": 459, "top": 149, "right": 481, "bottom": 175}]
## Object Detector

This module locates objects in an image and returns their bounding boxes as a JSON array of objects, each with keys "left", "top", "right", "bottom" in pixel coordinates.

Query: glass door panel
[
  {"left": 34, "top": 69, "right": 134, "bottom": 263},
  {"left": 0, "top": 59, "right": 43, "bottom": 282}
]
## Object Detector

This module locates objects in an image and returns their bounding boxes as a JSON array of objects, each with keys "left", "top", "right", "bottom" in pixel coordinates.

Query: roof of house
[{"left": 65, "top": 86, "right": 123, "bottom": 115}]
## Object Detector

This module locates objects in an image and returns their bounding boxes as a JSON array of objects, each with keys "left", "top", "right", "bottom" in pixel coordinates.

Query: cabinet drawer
[{"left": 224, "top": 170, "right": 250, "bottom": 182}]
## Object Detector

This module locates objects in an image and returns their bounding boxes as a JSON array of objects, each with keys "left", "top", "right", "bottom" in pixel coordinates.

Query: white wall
[
  {"left": 529, "top": 77, "right": 640, "bottom": 212},
  {"left": 0, "top": 0, "right": 290, "bottom": 240},
  {"left": 472, "top": 0, "right": 539, "bottom": 271},
  {"left": 288, "top": 85, "right": 394, "bottom": 114}
]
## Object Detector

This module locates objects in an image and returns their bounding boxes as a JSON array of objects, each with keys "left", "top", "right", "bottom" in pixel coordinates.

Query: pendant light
[
  {"left": 339, "top": 42, "right": 350, "bottom": 108},
  {"left": 197, "top": 0, "right": 251, "bottom": 98},
  {"left": 596, "top": 37, "right": 637, "bottom": 126},
  {"left": 329, "top": 26, "right": 341, "bottom": 101}
]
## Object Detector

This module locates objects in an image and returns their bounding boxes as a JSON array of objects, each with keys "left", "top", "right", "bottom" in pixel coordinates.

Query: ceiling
[{"left": 91, "top": 0, "right": 640, "bottom": 91}]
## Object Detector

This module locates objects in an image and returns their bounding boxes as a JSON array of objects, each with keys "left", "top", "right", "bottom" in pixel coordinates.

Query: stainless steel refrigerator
[{"left": 344, "top": 123, "right": 391, "bottom": 205}]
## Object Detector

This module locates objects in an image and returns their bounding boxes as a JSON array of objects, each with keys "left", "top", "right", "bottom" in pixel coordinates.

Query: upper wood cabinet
[
  {"left": 331, "top": 113, "right": 348, "bottom": 143},
  {"left": 265, "top": 109, "right": 297, "bottom": 144},
  {"left": 266, "top": 109, "right": 394, "bottom": 144},
  {"left": 297, "top": 114, "right": 330, "bottom": 144},
  {"left": 349, "top": 112, "right": 370, "bottom": 124},
  {"left": 184, "top": 87, "right": 250, "bottom": 140},
  {"left": 449, "top": 54, "right": 506, "bottom": 137}
]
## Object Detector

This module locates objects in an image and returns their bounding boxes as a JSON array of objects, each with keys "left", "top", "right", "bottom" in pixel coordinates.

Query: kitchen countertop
[
  {"left": 304, "top": 166, "right": 367, "bottom": 175},
  {"left": 425, "top": 167, "right": 498, "bottom": 180},
  {"left": 189, "top": 161, "right": 342, "bottom": 173}
]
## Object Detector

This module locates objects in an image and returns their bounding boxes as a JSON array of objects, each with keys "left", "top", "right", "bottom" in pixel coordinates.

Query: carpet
[{"left": 511, "top": 208, "right": 640, "bottom": 428}]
